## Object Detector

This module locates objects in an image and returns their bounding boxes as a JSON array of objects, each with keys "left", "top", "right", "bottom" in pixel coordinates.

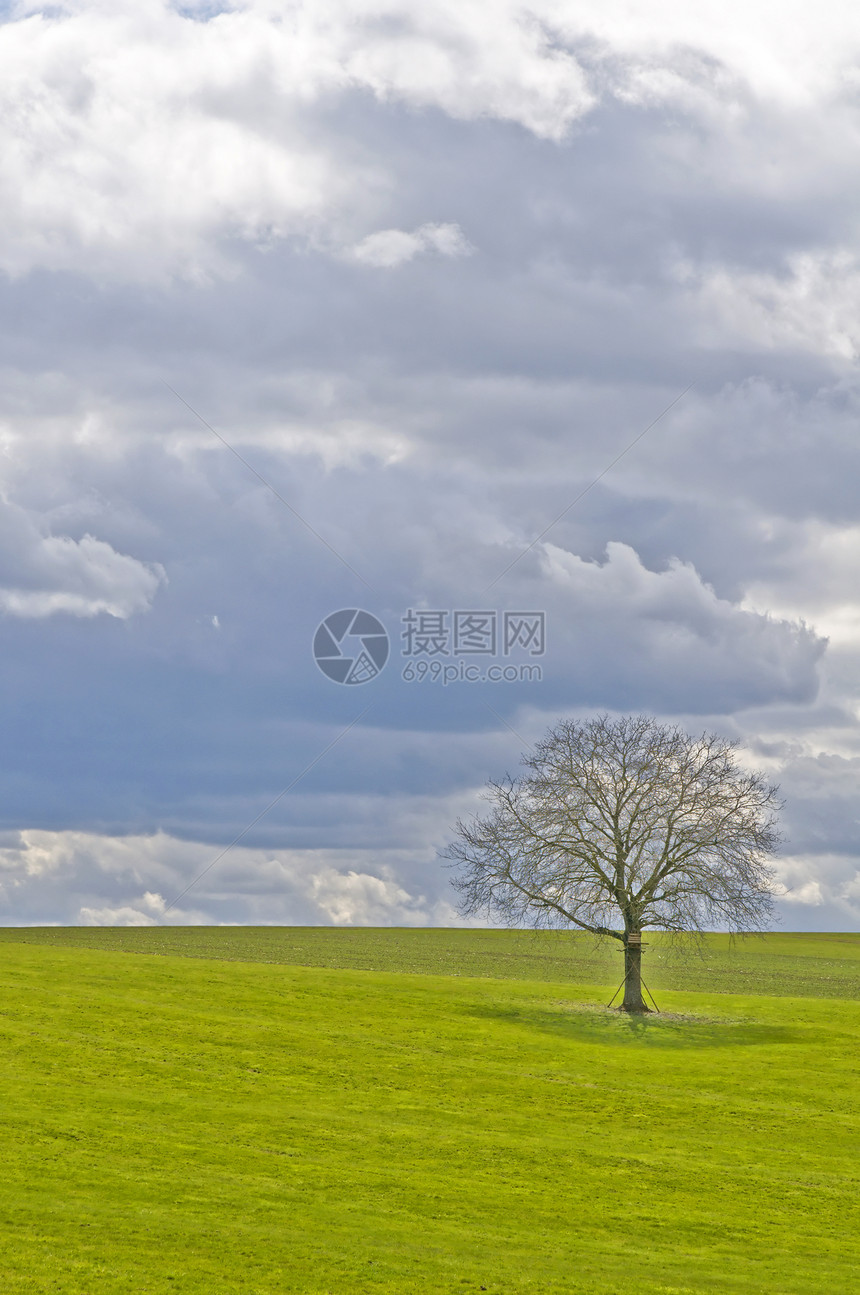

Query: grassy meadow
[{"left": 0, "top": 928, "right": 857, "bottom": 1293}]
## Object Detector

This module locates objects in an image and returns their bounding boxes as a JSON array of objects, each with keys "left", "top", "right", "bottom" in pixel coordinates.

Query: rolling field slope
[
  {"left": 0, "top": 929, "right": 857, "bottom": 1293},
  {"left": 2, "top": 926, "right": 859, "bottom": 999}
]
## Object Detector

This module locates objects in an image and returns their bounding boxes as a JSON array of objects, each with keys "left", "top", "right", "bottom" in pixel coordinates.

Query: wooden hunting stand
[{"left": 606, "top": 932, "right": 661, "bottom": 1011}]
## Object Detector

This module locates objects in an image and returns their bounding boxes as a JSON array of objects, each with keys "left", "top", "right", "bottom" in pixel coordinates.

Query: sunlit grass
[
  {"left": 0, "top": 931, "right": 857, "bottom": 1292},
  {"left": 2, "top": 925, "right": 858, "bottom": 999}
]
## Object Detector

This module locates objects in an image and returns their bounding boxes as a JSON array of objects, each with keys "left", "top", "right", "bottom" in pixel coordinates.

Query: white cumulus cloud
[
  {"left": 0, "top": 505, "right": 166, "bottom": 619},
  {"left": 79, "top": 890, "right": 204, "bottom": 926},
  {"left": 351, "top": 222, "right": 472, "bottom": 268},
  {"left": 682, "top": 251, "right": 860, "bottom": 363},
  {"left": 5, "top": 2, "right": 860, "bottom": 280},
  {"left": 0, "top": 829, "right": 465, "bottom": 927},
  {"left": 540, "top": 540, "right": 824, "bottom": 707}
]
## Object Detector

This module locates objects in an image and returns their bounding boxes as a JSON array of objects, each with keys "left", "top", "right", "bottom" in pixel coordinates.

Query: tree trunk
[{"left": 622, "top": 934, "right": 647, "bottom": 1012}]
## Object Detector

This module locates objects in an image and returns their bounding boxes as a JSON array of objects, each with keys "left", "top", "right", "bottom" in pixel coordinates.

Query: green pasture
[
  {"left": 0, "top": 929, "right": 857, "bottom": 1293},
  {"left": 3, "top": 925, "right": 860, "bottom": 999}
]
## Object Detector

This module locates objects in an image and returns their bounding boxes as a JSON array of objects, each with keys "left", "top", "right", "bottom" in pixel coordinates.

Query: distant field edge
[{"left": 0, "top": 926, "right": 857, "bottom": 999}]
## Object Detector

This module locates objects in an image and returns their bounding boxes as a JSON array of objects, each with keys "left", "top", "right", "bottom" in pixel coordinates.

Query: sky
[{"left": 1, "top": 0, "right": 860, "bottom": 930}]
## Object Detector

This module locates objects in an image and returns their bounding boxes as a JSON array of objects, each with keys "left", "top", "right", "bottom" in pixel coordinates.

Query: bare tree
[{"left": 442, "top": 714, "right": 781, "bottom": 1012}]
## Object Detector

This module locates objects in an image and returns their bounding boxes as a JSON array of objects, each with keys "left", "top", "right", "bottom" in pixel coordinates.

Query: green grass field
[{"left": 0, "top": 928, "right": 857, "bottom": 1293}]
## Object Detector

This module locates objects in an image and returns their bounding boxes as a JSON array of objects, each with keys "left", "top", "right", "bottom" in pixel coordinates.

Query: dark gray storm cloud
[{"left": 1, "top": 1, "right": 859, "bottom": 928}]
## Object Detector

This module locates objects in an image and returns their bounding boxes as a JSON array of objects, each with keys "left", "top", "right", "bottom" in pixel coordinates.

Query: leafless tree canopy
[{"left": 443, "top": 714, "right": 781, "bottom": 942}]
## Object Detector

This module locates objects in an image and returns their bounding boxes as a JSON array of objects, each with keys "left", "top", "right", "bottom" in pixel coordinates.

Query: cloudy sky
[{"left": 1, "top": 0, "right": 859, "bottom": 930}]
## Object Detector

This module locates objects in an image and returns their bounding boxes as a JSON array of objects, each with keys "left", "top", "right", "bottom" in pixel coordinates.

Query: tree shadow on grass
[{"left": 466, "top": 1002, "right": 804, "bottom": 1049}]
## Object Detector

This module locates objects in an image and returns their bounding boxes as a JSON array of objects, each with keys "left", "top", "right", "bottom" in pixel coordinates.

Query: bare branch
[{"left": 440, "top": 714, "right": 782, "bottom": 996}]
